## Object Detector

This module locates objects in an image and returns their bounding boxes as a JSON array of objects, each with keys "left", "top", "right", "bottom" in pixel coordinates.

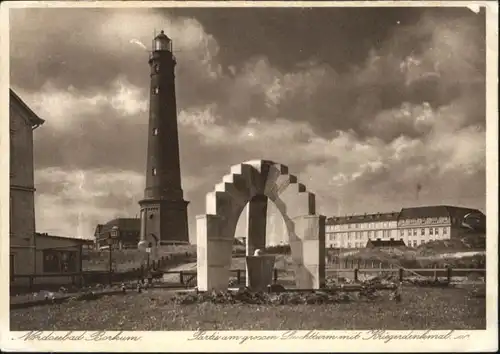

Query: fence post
[
  {"left": 273, "top": 268, "right": 278, "bottom": 283},
  {"left": 447, "top": 266, "right": 452, "bottom": 283},
  {"left": 179, "top": 271, "right": 184, "bottom": 285},
  {"left": 140, "top": 265, "right": 144, "bottom": 283},
  {"left": 236, "top": 269, "right": 241, "bottom": 284},
  {"left": 354, "top": 268, "right": 359, "bottom": 282},
  {"left": 399, "top": 268, "right": 404, "bottom": 282}
]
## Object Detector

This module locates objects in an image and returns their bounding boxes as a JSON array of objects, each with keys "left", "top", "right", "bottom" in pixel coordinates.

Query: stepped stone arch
[{"left": 197, "top": 159, "right": 325, "bottom": 291}]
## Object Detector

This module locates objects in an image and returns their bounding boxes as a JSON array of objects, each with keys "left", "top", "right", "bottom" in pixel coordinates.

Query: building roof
[
  {"left": 97, "top": 218, "right": 141, "bottom": 234},
  {"left": 326, "top": 212, "right": 399, "bottom": 225},
  {"left": 367, "top": 239, "right": 406, "bottom": 248},
  {"left": 35, "top": 232, "right": 94, "bottom": 244},
  {"left": 10, "top": 89, "right": 45, "bottom": 128},
  {"left": 398, "top": 205, "right": 482, "bottom": 220}
]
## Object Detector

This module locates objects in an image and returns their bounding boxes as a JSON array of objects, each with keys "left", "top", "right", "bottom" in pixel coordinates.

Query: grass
[{"left": 10, "top": 285, "right": 485, "bottom": 331}]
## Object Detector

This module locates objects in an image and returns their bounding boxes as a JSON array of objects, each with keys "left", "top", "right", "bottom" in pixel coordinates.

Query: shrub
[
  {"left": 170, "top": 288, "right": 355, "bottom": 306},
  {"left": 265, "top": 244, "right": 291, "bottom": 254}
]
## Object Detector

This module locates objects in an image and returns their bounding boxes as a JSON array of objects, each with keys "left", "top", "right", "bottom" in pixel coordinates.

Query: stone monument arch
[{"left": 197, "top": 160, "right": 325, "bottom": 291}]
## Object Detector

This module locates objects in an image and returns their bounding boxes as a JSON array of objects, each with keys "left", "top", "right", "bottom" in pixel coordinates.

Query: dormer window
[
  {"left": 152, "top": 168, "right": 157, "bottom": 176},
  {"left": 153, "top": 128, "right": 159, "bottom": 136},
  {"left": 153, "top": 87, "right": 159, "bottom": 95}
]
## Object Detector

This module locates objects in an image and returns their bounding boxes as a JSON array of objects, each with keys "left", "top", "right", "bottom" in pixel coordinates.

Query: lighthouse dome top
[{"left": 152, "top": 30, "right": 172, "bottom": 52}]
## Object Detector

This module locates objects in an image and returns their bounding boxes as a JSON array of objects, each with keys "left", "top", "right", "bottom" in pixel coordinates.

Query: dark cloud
[{"left": 9, "top": 6, "right": 487, "bottom": 239}]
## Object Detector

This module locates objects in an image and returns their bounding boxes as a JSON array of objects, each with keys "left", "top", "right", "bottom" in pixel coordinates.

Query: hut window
[{"left": 43, "top": 250, "right": 77, "bottom": 273}]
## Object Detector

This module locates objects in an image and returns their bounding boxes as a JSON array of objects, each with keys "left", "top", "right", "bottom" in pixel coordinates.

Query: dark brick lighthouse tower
[{"left": 138, "top": 31, "right": 189, "bottom": 247}]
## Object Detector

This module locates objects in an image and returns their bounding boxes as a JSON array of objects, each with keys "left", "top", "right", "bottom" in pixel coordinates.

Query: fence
[
  {"left": 10, "top": 265, "right": 485, "bottom": 295},
  {"left": 326, "top": 267, "right": 486, "bottom": 283}
]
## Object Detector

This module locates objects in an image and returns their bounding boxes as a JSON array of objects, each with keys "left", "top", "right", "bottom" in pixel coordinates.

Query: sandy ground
[{"left": 162, "top": 262, "right": 197, "bottom": 283}]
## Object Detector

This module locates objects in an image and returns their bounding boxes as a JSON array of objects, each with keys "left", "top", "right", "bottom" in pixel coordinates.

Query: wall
[
  {"left": 397, "top": 216, "right": 451, "bottom": 247},
  {"left": 325, "top": 220, "right": 399, "bottom": 249},
  {"left": 141, "top": 204, "right": 161, "bottom": 243},
  {"left": 34, "top": 236, "right": 83, "bottom": 285},
  {"left": 10, "top": 102, "right": 36, "bottom": 188},
  {"left": 326, "top": 215, "right": 457, "bottom": 249},
  {"left": 9, "top": 98, "right": 37, "bottom": 280}
]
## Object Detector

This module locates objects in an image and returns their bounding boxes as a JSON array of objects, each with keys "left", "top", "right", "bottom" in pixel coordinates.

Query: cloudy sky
[{"left": 10, "top": 5, "right": 487, "bottom": 242}]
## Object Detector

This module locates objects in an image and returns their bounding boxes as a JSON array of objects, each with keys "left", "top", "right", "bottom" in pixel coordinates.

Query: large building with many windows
[
  {"left": 397, "top": 205, "right": 484, "bottom": 248},
  {"left": 325, "top": 212, "right": 399, "bottom": 249},
  {"left": 325, "top": 205, "right": 485, "bottom": 249}
]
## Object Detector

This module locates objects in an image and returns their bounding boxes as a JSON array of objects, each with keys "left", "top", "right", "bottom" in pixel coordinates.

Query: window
[
  {"left": 154, "top": 64, "right": 160, "bottom": 73},
  {"left": 429, "top": 228, "right": 434, "bottom": 235},
  {"left": 153, "top": 87, "right": 159, "bottom": 94},
  {"left": 400, "top": 229, "right": 404, "bottom": 237},
  {"left": 413, "top": 229, "right": 417, "bottom": 236},
  {"left": 153, "top": 128, "right": 159, "bottom": 136},
  {"left": 152, "top": 168, "right": 157, "bottom": 176},
  {"left": 443, "top": 227, "right": 448, "bottom": 235},
  {"left": 43, "top": 250, "right": 77, "bottom": 273},
  {"left": 435, "top": 228, "right": 439, "bottom": 235},
  {"left": 421, "top": 228, "right": 425, "bottom": 236}
]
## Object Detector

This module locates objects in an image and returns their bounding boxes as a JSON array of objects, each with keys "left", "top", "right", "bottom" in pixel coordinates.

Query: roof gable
[
  {"left": 10, "top": 89, "right": 45, "bottom": 128},
  {"left": 35, "top": 232, "right": 94, "bottom": 244},
  {"left": 99, "top": 218, "right": 141, "bottom": 233},
  {"left": 398, "top": 205, "right": 483, "bottom": 220},
  {"left": 326, "top": 212, "right": 399, "bottom": 225}
]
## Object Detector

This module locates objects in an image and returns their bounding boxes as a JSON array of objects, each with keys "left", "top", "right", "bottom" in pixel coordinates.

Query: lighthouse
[{"left": 138, "top": 31, "right": 190, "bottom": 248}]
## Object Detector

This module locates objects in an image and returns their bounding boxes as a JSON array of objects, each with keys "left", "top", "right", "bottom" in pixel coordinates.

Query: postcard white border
[{"left": 0, "top": 1, "right": 498, "bottom": 352}]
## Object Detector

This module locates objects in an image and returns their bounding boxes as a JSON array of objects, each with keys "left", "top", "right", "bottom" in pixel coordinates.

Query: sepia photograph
[{"left": 1, "top": 1, "right": 497, "bottom": 352}]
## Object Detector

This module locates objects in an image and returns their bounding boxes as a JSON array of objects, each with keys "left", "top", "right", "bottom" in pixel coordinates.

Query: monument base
[{"left": 246, "top": 255, "right": 276, "bottom": 292}]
